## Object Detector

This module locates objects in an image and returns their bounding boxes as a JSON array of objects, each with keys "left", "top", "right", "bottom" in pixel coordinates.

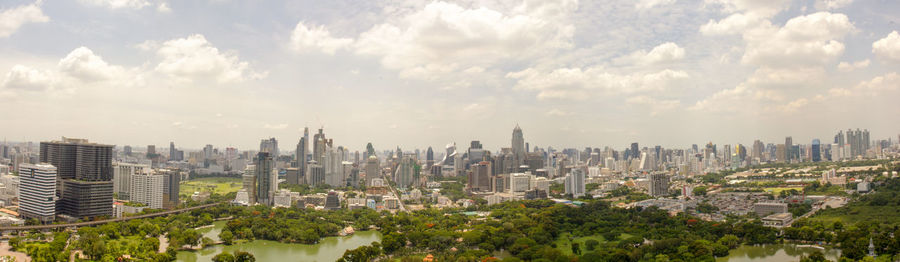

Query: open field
[
  {"left": 180, "top": 177, "right": 242, "bottom": 196},
  {"left": 764, "top": 187, "right": 803, "bottom": 195},
  {"left": 554, "top": 232, "right": 633, "bottom": 256},
  {"left": 808, "top": 205, "right": 900, "bottom": 226}
]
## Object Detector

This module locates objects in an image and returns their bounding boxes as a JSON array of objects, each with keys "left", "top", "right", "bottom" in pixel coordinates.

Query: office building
[
  {"left": 40, "top": 137, "right": 114, "bottom": 219},
  {"left": 396, "top": 156, "right": 416, "bottom": 189},
  {"left": 512, "top": 125, "right": 526, "bottom": 169},
  {"left": 112, "top": 162, "right": 149, "bottom": 200},
  {"left": 565, "top": 169, "right": 585, "bottom": 198},
  {"left": 649, "top": 173, "right": 669, "bottom": 197},
  {"left": 294, "top": 127, "right": 309, "bottom": 181},
  {"left": 130, "top": 173, "right": 164, "bottom": 209},
  {"left": 18, "top": 163, "right": 57, "bottom": 223},
  {"left": 259, "top": 138, "right": 279, "bottom": 157},
  {"left": 468, "top": 161, "right": 492, "bottom": 192},
  {"left": 241, "top": 165, "right": 257, "bottom": 204},
  {"left": 307, "top": 161, "right": 325, "bottom": 186},
  {"left": 255, "top": 152, "right": 276, "bottom": 206},
  {"left": 754, "top": 202, "right": 788, "bottom": 217},
  {"left": 161, "top": 169, "right": 180, "bottom": 209}
]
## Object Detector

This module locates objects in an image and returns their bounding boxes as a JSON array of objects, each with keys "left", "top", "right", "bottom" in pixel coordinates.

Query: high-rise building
[
  {"left": 365, "top": 155, "right": 379, "bottom": 186},
  {"left": 259, "top": 138, "right": 279, "bottom": 157},
  {"left": 123, "top": 145, "right": 132, "bottom": 156},
  {"left": 631, "top": 143, "right": 640, "bottom": 160},
  {"left": 649, "top": 173, "right": 669, "bottom": 197},
  {"left": 811, "top": 139, "right": 821, "bottom": 162},
  {"left": 294, "top": 127, "right": 309, "bottom": 181},
  {"left": 396, "top": 155, "right": 417, "bottom": 189},
  {"left": 130, "top": 173, "right": 164, "bottom": 209},
  {"left": 18, "top": 163, "right": 57, "bottom": 223},
  {"left": 776, "top": 144, "right": 786, "bottom": 163},
  {"left": 241, "top": 165, "right": 256, "bottom": 204},
  {"left": 511, "top": 125, "right": 526, "bottom": 169},
  {"left": 161, "top": 169, "right": 180, "bottom": 209},
  {"left": 146, "top": 145, "right": 156, "bottom": 156},
  {"left": 112, "top": 162, "right": 149, "bottom": 200},
  {"left": 467, "top": 161, "right": 492, "bottom": 192},
  {"left": 255, "top": 152, "right": 276, "bottom": 206},
  {"left": 784, "top": 136, "right": 793, "bottom": 163},
  {"left": 40, "top": 137, "right": 114, "bottom": 219},
  {"left": 313, "top": 129, "right": 327, "bottom": 163},
  {"left": 307, "top": 161, "right": 325, "bottom": 186},
  {"left": 565, "top": 169, "right": 585, "bottom": 198}
]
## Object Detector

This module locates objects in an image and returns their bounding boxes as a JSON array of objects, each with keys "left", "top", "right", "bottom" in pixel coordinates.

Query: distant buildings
[
  {"left": 565, "top": 169, "right": 585, "bottom": 198},
  {"left": 648, "top": 173, "right": 669, "bottom": 197},
  {"left": 259, "top": 137, "right": 279, "bottom": 157},
  {"left": 130, "top": 172, "right": 164, "bottom": 209},
  {"left": 255, "top": 152, "right": 276, "bottom": 206},
  {"left": 112, "top": 162, "right": 149, "bottom": 200},
  {"left": 40, "top": 137, "right": 114, "bottom": 219},
  {"left": 754, "top": 202, "right": 788, "bottom": 217},
  {"left": 468, "top": 161, "right": 492, "bottom": 192}
]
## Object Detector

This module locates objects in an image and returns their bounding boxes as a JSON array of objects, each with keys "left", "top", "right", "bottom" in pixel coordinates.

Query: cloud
[
  {"left": 1, "top": 65, "right": 55, "bottom": 90},
  {"left": 703, "top": 0, "right": 791, "bottom": 17},
  {"left": 873, "top": 31, "right": 900, "bottom": 62},
  {"left": 777, "top": 98, "right": 809, "bottom": 112},
  {"left": 816, "top": 0, "right": 853, "bottom": 10},
  {"left": 0, "top": 2, "right": 49, "bottom": 38},
  {"left": 545, "top": 108, "right": 573, "bottom": 116},
  {"left": 626, "top": 96, "right": 681, "bottom": 116},
  {"left": 154, "top": 34, "right": 267, "bottom": 83},
  {"left": 508, "top": 67, "right": 689, "bottom": 100},
  {"left": 78, "top": 0, "right": 170, "bottom": 12},
  {"left": 700, "top": 13, "right": 765, "bottom": 36},
  {"left": 741, "top": 12, "right": 854, "bottom": 67},
  {"left": 263, "top": 123, "right": 288, "bottom": 130},
  {"left": 829, "top": 73, "right": 900, "bottom": 97},
  {"left": 636, "top": 0, "right": 676, "bottom": 10},
  {"left": 289, "top": 22, "right": 354, "bottom": 55},
  {"left": 621, "top": 42, "right": 686, "bottom": 65},
  {"left": 353, "top": 1, "right": 576, "bottom": 80},
  {"left": 58, "top": 47, "right": 128, "bottom": 82},
  {"left": 837, "top": 59, "right": 869, "bottom": 72}
]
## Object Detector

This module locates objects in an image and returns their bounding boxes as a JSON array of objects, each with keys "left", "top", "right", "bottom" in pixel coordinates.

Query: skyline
[{"left": 1, "top": 0, "right": 899, "bottom": 150}]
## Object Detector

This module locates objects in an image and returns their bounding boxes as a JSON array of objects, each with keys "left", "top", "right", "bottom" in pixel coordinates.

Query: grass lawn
[
  {"left": 808, "top": 205, "right": 900, "bottom": 226},
  {"left": 554, "top": 232, "right": 634, "bottom": 256},
  {"left": 764, "top": 187, "right": 803, "bottom": 195},
  {"left": 180, "top": 177, "right": 242, "bottom": 197}
]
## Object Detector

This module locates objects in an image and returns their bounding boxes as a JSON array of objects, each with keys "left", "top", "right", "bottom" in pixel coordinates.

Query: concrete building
[
  {"left": 18, "top": 163, "right": 57, "bottom": 223},
  {"left": 112, "top": 162, "right": 149, "bottom": 200},
  {"left": 649, "top": 173, "right": 669, "bottom": 197},
  {"left": 468, "top": 161, "right": 492, "bottom": 192},
  {"left": 754, "top": 202, "right": 788, "bottom": 217},
  {"left": 565, "top": 169, "right": 585, "bottom": 198},
  {"left": 510, "top": 173, "right": 532, "bottom": 194},
  {"left": 255, "top": 152, "right": 276, "bottom": 206},
  {"left": 40, "top": 137, "right": 115, "bottom": 219},
  {"left": 161, "top": 169, "right": 180, "bottom": 209},
  {"left": 130, "top": 173, "right": 164, "bottom": 209}
]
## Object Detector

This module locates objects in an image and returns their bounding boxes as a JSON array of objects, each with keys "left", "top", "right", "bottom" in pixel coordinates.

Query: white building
[
  {"left": 510, "top": 173, "right": 532, "bottom": 194},
  {"left": 112, "top": 162, "right": 150, "bottom": 200},
  {"left": 565, "top": 169, "right": 585, "bottom": 198},
  {"left": 273, "top": 190, "right": 293, "bottom": 207},
  {"left": 533, "top": 177, "right": 550, "bottom": 193},
  {"left": 0, "top": 173, "right": 20, "bottom": 206},
  {"left": 130, "top": 173, "right": 164, "bottom": 209},
  {"left": 18, "top": 163, "right": 57, "bottom": 223}
]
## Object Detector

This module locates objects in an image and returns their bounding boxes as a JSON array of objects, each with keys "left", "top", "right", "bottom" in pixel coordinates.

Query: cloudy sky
[{"left": 1, "top": 0, "right": 898, "bottom": 152}]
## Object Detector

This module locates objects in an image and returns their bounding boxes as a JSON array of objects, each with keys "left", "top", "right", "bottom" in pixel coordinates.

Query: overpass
[{"left": 0, "top": 201, "right": 228, "bottom": 232}]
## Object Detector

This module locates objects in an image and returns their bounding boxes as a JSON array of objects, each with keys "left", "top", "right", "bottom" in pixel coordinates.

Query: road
[{"left": 0, "top": 201, "right": 228, "bottom": 232}]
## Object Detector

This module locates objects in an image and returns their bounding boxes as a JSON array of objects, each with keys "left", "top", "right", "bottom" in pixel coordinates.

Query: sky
[{"left": 0, "top": 0, "right": 899, "bottom": 152}]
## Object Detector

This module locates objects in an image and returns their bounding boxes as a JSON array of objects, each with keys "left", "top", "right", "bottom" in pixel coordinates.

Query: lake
[
  {"left": 176, "top": 221, "right": 382, "bottom": 262},
  {"left": 718, "top": 244, "right": 841, "bottom": 262}
]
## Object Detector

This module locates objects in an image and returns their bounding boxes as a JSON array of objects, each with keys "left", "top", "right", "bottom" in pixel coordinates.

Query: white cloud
[
  {"left": 154, "top": 34, "right": 267, "bottom": 83},
  {"left": 816, "top": 0, "right": 853, "bottom": 10},
  {"left": 704, "top": 0, "right": 791, "bottom": 17},
  {"left": 622, "top": 42, "right": 686, "bottom": 65},
  {"left": 742, "top": 12, "right": 854, "bottom": 67},
  {"left": 777, "top": 98, "right": 809, "bottom": 112},
  {"left": 626, "top": 96, "right": 681, "bottom": 116},
  {"left": 58, "top": 47, "right": 128, "bottom": 82},
  {"left": 79, "top": 0, "right": 150, "bottom": 10},
  {"left": 289, "top": 22, "right": 354, "bottom": 55},
  {"left": 1, "top": 65, "right": 54, "bottom": 90},
  {"left": 837, "top": 59, "right": 869, "bottom": 72},
  {"left": 353, "top": 1, "right": 576, "bottom": 80},
  {"left": 508, "top": 67, "right": 689, "bottom": 100},
  {"left": 545, "top": 108, "right": 573, "bottom": 116},
  {"left": 156, "top": 2, "right": 171, "bottom": 13},
  {"left": 0, "top": 2, "right": 49, "bottom": 38},
  {"left": 263, "top": 123, "right": 288, "bottom": 130},
  {"left": 873, "top": 31, "right": 900, "bottom": 62},
  {"left": 700, "top": 13, "right": 765, "bottom": 36},
  {"left": 636, "top": 0, "right": 676, "bottom": 10},
  {"left": 829, "top": 73, "right": 900, "bottom": 97}
]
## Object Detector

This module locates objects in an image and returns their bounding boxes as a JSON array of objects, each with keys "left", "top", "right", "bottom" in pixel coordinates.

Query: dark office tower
[
  {"left": 162, "top": 169, "right": 180, "bottom": 209},
  {"left": 630, "top": 143, "right": 639, "bottom": 160},
  {"left": 512, "top": 125, "right": 526, "bottom": 168},
  {"left": 468, "top": 161, "right": 492, "bottom": 192},
  {"left": 426, "top": 147, "right": 434, "bottom": 161},
  {"left": 146, "top": 145, "right": 155, "bottom": 156},
  {"left": 313, "top": 129, "right": 326, "bottom": 162},
  {"left": 834, "top": 130, "right": 844, "bottom": 145},
  {"left": 470, "top": 141, "right": 482, "bottom": 150},
  {"left": 784, "top": 137, "right": 793, "bottom": 162},
  {"left": 811, "top": 139, "right": 821, "bottom": 162},
  {"left": 123, "top": 145, "right": 132, "bottom": 156},
  {"left": 366, "top": 143, "right": 375, "bottom": 156},
  {"left": 255, "top": 152, "right": 275, "bottom": 206},
  {"left": 40, "top": 137, "right": 114, "bottom": 219},
  {"left": 525, "top": 142, "right": 530, "bottom": 153},
  {"left": 169, "top": 142, "right": 176, "bottom": 161},
  {"left": 294, "top": 127, "right": 309, "bottom": 180},
  {"left": 862, "top": 129, "right": 870, "bottom": 154}
]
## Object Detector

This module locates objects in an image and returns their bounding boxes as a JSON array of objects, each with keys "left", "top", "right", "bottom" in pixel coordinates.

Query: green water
[
  {"left": 718, "top": 244, "right": 841, "bottom": 262},
  {"left": 176, "top": 221, "right": 382, "bottom": 262}
]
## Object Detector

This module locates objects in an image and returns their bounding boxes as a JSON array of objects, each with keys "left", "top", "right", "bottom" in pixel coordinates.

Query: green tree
[
  {"left": 571, "top": 242, "right": 581, "bottom": 255},
  {"left": 234, "top": 251, "right": 255, "bottom": 262},
  {"left": 212, "top": 252, "right": 235, "bottom": 262},
  {"left": 219, "top": 230, "right": 234, "bottom": 245},
  {"left": 585, "top": 239, "right": 600, "bottom": 251}
]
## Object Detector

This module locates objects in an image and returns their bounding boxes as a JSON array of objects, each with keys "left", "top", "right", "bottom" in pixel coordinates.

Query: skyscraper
[
  {"left": 40, "top": 137, "right": 114, "bottom": 219},
  {"left": 565, "top": 169, "right": 585, "bottom": 198},
  {"left": 314, "top": 128, "right": 327, "bottom": 163},
  {"left": 468, "top": 161, "right": 492, "bottom": 192},
  {"left": 294, "top": 127, "right": 309, "bottom": 182},
  {"left": 255, "top": 152, "right": 275, "bottom": 206},
  {"left": 161, "top": 169, "right": 180, "bottom": 209},
  {"left": 18, "top": 163, "right": 57, "bottom": 223},
  {"left": 631, "top": 143, "right": 640, "bottom": 160},
  {"left": 112, "top": 162, "right": 149, "bottom": 200},
  {"left": 784, "top": 136, "right": 793, "bottom": 163},
  {"left": 811, "top": 139, "right": 821, "bottom": 162},
  {"left": 396, "top": 155, "right": 416, "bottom": 189},
  {"left": 365, "top": 155, "right": 379, "bottom": 186},
  {"left": 649, "top": 173, "right": 669, "bottom": 197},
  {"left": 130, "top": 173, "right": 164, "bottom": 209},
  {"left": 259, "top": 137, "right": 279, "bottom": 156},
  {"left": 511, "top": 125, "right": 525, "bottom": 169}
]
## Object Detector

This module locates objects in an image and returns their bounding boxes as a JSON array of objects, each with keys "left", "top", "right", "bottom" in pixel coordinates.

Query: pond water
[
  {"left": 718, "top": 244, "right": 841, "bottom": 262},
  {"left": 176, "top": 221, "right": 382, "bottom": 262}
]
